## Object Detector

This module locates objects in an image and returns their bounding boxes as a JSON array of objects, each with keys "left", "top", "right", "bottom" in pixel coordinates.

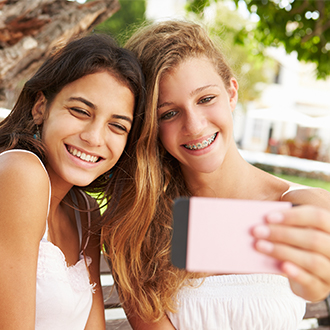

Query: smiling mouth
[
  {"left": 183, "top": 133, "right": 217, "bottom": 150},
  {"left": 67, "top": 146, "right": 100, "bottom": 163}
]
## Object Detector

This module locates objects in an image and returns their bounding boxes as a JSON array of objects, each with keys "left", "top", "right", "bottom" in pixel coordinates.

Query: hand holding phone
[{"left": 171, "top": 197, "right": 292, "bottom": 274}]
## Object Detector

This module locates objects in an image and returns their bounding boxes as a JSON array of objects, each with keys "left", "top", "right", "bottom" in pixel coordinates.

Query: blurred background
[
  {"left": 1, "top": 0, "right": 330, "bottom": 190},
  {"left": 1, "top": 2, "right": 329, "bottom": 328}
]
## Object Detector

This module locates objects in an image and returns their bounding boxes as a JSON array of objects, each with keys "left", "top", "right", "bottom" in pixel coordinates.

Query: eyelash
[
  {"left": 159, "top": 95, "right": 216, "bottom": 121},
  {"left": 110, "top": 123, "right": 128, "bottom": 133},
  {"left": 198, "top": 96, "right": 215, "bottom": 104},
  {"left": 70, "top": 107, "right": 90, "bottom": 116},
  {"left": 69, "top": 107, "right": 129, "bottom": 133},
  {"left": 159, "top": 110, "right": 178, "bottom": 121}
]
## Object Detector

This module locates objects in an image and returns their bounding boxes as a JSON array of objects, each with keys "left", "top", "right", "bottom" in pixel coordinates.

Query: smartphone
[{"left": 171, "top": 197, "right": 292, "bottom": 274}]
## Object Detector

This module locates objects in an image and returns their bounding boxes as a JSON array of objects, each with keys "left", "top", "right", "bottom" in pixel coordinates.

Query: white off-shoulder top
[
  {"left": 1, "top": 149, "right": 94, "bottom": 329},
  {"left": 167, "top": 273, "right": 306, "bottom": 330}
]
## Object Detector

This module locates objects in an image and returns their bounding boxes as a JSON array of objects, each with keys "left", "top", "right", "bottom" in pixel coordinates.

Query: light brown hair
[{"left": 102, "top": 20, "right": 234, "bottom": 322}]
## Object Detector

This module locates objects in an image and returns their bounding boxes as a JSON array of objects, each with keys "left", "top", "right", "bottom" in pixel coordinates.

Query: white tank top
[
  {"left": 1, "top": 149, "right": 94, "bottom": 329},
  {"left": 167, "top": 274, "right": 306, "bottom": 330}
]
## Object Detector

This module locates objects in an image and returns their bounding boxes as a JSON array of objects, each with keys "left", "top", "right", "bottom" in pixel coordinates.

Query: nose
[
  {"left": 182, "top": 108, "right": 207, "bottom": 136},
  {"left": 80, "top": 121, "right": 104, "bottom": 147}
]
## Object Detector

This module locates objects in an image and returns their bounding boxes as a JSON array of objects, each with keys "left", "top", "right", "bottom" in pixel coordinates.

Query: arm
[
  {"left": 0, "top": 152, "right": 49, "bottom": 329},
  {"left": 82, "top": 195, "right": 106, "bottom": 330},
  {"left": 128, "top": 313, "right": 176, "bottom": 330},
  {"left": 115, "top": 276, "right": 176, "bottom": 330},
  {"left": 252, "top": 187, "right": 330, "bottom": 301}
]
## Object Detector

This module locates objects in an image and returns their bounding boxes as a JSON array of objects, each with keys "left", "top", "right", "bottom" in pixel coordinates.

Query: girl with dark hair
[
  {"left": 0, "top": 33, "right": 145, "bottom": 329},
  {"left": 102, "top": 20, "right": 330, "bottom": 329}
]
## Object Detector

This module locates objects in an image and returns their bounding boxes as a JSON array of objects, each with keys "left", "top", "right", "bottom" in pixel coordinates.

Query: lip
[
  {"left": 182, "top": 132, "right": 218, "bottom": 151},
  {"left": 65, "top": 144, "right": 104, "bottom": 165}
]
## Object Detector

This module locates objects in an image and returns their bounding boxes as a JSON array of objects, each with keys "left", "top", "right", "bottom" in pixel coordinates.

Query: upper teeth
[
  {"left": 68, "top": 146, "right": 99, "bottom": 163},
  {"left": 184, "top": 133, "right": 217, "bottom": 150}
]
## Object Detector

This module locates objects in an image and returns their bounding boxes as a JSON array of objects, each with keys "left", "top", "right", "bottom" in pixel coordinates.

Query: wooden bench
[
  {"left": 100, "top": 255, "right": 330, "bottom": 329},
  {"left": 303, "top": 298, "right": 330, "bottom": 329},
  {"left": 100, "top": 255, "right": 132, "bottom": 330}
]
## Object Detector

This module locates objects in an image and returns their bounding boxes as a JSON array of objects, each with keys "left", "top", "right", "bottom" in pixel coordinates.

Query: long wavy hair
[
  {"left": 101, "top": 20, "right": 235, "bottom": 322},
  {"left": 0, "top": 33, "right": 146, "bottom": 198}
]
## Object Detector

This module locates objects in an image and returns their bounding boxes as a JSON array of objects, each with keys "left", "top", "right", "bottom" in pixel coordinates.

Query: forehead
[
  {"left": 162, "top": 55, "right": 213, "bottom": 75},
  {"left": 50, "top": 71, "right": 135, "bottom": 115},
  {"left": 58, "top": 72, "right": 133, "bottom": 99},
  {"left": 159, "top": 57, "right": 223, "bottom": 93}
]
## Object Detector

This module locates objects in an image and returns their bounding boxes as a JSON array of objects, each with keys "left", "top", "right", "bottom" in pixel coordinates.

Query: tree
[
  {"left": 93, "top": 0, "right": 147, "bottom": 45},
  {"left": 0, "top": 0, "right": 120, "bottom": 108},
  {"left": 186, "top": 0, "right": 330, "bottom": 79},
  {"left": 210, "top": 4, "right": 275, "bottom": 105},
  {"left": 185, "top": 1, "right": 275, "bottom": 106}
]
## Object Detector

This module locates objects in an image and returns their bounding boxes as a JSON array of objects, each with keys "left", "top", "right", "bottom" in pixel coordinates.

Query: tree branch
[
  {"left": 290, "top": 0, "right": 312, "bottom": 16},
  {"left": 0, "top": 0, "right": 120, "bottom": 107}
]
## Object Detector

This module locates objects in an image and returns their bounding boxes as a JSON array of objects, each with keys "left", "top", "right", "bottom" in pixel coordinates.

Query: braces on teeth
[{"left": 184, "top": 133, "right": 217, "bottom": 150}]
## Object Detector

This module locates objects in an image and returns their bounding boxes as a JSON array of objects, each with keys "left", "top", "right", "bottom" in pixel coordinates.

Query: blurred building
[
  {"left": 237, "top": 48, "right": 330, "bottom": 163},
  {"left": 146, "top": 0, "right": 186, "bottom": 20}
]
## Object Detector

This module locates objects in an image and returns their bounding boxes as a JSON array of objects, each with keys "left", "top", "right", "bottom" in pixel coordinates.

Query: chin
[
  {"left": 192, "top": 159, "right": 224, "bottom": 174},
  {"left": 67, "top": 175, "right": 97, "bottom": 188}
]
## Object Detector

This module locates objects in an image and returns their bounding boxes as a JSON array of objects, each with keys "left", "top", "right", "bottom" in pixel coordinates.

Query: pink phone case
[{"left": 171, "top": 197, "right": 292, "bottom": 274}]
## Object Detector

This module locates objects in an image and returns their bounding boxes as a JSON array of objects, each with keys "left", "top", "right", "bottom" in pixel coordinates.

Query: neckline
[{"left": 40, "top": 238, "right": 86, "bottom": 268}]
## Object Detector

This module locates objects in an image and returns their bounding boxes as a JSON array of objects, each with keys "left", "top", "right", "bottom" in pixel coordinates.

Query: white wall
[
  {"left": 146, "top": 0, "right": 186, "bottom": 20},
  {"left": 0, "top": 108, "right": 10, "bottom": 121}
]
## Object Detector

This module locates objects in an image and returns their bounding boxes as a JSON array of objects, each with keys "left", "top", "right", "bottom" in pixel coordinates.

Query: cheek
[
  {"left": 159, "top": 129, "right": 176, "bottom": 155},
  {"left": 158, "top": 126, "right": 169, "bottom": 148},
  {"left": 42, "top": 115, "right": 70, "bottom": 138},
  {"left": 211, "top": 107, "right": 233, "bottom": 128},
  {"left": 118, "top": 141, "right": 127, "bottom": 157},
  {"left": 158, "top": 121, "right": 177, "bottom": 141},
  {"left": 41, "top": 122, "right": 59, "bottom": 144},
  {"left": 107, "top": 136, "right": 128, "bottom": 159}
]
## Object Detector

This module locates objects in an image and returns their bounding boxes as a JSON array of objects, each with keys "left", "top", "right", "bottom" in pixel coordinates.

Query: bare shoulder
[
  {"left": 0, "top": 150, "right": 50, "bottom": 237},
  {"left": 282, "top": 186, "right": 330, "bottom": 210},
  {"left": 0, "top": 150, "right": 48, "bottom": 184}
]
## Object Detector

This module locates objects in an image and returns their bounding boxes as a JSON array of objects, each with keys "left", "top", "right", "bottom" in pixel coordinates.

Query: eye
[
  {"left": 159, "top": 110, "right": 178, "bottom": 121},
  {"left": 109, "top": 123, "right": 129, "bottom": 134},
  {"left": 198, "top": 96, "right": 215, "bottom": 104},
  {"left": 69, "top": 107, "right": 90, "bottom": 117}
]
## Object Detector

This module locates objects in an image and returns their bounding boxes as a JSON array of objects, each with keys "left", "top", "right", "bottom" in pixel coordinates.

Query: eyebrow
[
  {"left": 67, "top": 97, "right": 95, "bottom": 109},
  {"left": 157, "top": 101, "right": 173, "bottom": 110},
  {"left": 112, "top": 114, "right": 133, "bottom": 124},
  {"left": 190, "top": 84, "right": 218, "bottom": 97},
  {"left": 68, "top": 96, "right": 133, "bottom": 124},
  {"left": 158, "top": 84, "right": 219, "bottom": 110}
]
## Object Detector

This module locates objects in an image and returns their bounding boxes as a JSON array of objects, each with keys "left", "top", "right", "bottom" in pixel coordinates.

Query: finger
[
  {"left": 252, "top": 224, "right": 330, "bottom": 258},
  {"left": 282, "top": 261, "right": 330, "bottom": 302},
  {"left": 255, "top": 240, "right": 330, "bottom": 286},
  {"left": 265, "top": 205, "right": 330, "bottom": 233}
]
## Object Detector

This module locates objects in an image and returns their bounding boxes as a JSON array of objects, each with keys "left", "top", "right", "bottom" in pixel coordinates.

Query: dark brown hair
[{"left": 0, "top": 33, "right": 146, "bottom": 196}]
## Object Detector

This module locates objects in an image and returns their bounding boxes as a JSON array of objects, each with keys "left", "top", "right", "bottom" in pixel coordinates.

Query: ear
[
  {"left": 32, "top": 92, "right": 47, "bottom": 125},
  {"left": 228, "top": 77, "right": 239, "bottom": 112}
]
